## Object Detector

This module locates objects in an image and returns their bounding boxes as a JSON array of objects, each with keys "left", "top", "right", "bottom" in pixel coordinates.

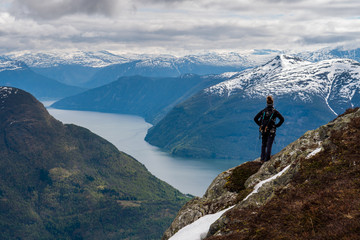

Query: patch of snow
[
  {"left": 170, "top": 164, "right": 292, "bottom": 240},
  {"left": 169, "top": 206, "right": 235, "bottom": 240},
  {"left": 306, "top": 147, "right": 322, "bottom": 159},
  {"left": 0, "top": 59, "right": 24, "bottom": 72},
  {"left": 0, "top": 87, "right": 13, "bottom": 99},
  {"left": 243, "top": 165, "right": 291, "bottom": 202}
]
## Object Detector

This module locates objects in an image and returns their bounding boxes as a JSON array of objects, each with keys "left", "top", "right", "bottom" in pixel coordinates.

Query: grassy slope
[{"left": 0, "top": 88, "right": 189, "bottom": 240}]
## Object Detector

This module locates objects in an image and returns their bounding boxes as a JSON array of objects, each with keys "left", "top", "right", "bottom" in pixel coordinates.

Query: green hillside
[{"left": 0, "top": 87, "right": 189, "bottom": 239}]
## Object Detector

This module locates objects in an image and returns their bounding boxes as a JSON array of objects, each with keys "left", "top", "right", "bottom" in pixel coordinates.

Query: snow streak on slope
[
  {"left": 169, "top": 164, "right": 291, "bottom": 240},
  {"left": 206, "top": 55, "right": 360, "bottom": 115},
  {"left": 243, "top": 164, "right": 291, "bottom": 202},
  {"left": 169, "top": 206, "right": 235, "bottom": 240}
]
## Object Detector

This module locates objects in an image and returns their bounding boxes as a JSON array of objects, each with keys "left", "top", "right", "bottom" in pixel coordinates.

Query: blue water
[{"left": 45, "top": 105, "right": 242, "bottom": 196}]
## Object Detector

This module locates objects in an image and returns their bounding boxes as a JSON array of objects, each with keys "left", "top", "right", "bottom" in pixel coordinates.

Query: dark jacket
[{"left": 254, "top": 105, "right": 284, "bottom": 132}]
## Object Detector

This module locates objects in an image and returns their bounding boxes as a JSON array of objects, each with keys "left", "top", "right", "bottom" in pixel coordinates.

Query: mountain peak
[
  {"left": 206, "top": 56, "right": 360, "bottom": 114},
  {"left": 0, "top": 87, "right": 52, "bottom": 129},
  {"left": 0, "top": 86, "right": 18, "bottom": 99},
  {"left": 263, "top": 54, "right": 310, "bottom": 70}
]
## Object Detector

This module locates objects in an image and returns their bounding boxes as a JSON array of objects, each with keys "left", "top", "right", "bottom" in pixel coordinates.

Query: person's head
[{"left": 266, "top": 95, "right": 273, "bottom": 105}]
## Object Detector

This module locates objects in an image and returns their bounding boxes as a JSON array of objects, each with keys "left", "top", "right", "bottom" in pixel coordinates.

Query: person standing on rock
[{"left": 254, "top": 96, "right": 284, "bottom": 163}]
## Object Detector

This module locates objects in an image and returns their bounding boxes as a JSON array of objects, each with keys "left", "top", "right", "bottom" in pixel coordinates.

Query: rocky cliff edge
[{"left": 163, "top": 107, "right": 360, "bottom": 240}]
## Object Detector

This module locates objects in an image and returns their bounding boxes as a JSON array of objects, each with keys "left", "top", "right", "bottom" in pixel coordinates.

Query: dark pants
[{"left": 261, "top": 132, "right": 275, "bottom": 162}]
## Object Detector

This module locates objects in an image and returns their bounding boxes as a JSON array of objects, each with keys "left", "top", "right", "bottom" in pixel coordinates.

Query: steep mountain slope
[
  {"left": 0, "top": 87, "right": 189, "bottom": 240},
  {"left": 145, "top": 55, "right": 360, "bottom": 160},
  {"left": 164, "top": 107, "right": 360, "bottom": 240},
  {"left": 51, "top": 74, "right": 227, "bottom": 124},
  {"left": 0, "top": 59, "right": 84, "bottom": 99}
]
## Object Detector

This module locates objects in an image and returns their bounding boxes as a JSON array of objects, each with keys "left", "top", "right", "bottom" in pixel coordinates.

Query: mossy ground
[{"left": 225, "top": 161, "right": 262, "bottom": 202}]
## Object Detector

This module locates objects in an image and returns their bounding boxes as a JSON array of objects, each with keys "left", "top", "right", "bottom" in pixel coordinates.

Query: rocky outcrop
[
  {"left": 164, "top": 107, "right": 360, "bottom": 240},
  {"left": 162, "top": 168, "right": 239, "bottom": 239},
  {"left": 162, "top": 160, "right": 262, "bottom": 239}
]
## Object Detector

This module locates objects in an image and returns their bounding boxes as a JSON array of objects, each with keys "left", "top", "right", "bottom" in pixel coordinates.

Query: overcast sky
[{"left": 1, "top": 0, "right": 360, "bottom": 55}]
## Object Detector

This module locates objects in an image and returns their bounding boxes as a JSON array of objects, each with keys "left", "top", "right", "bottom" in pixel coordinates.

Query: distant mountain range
[
  {"left": 4, "top": 46, "right": 360, "bottom": 89},
  {"left": 297, "top": 46, "right": 360, "bottom": 63},
  {"left": 0, "top": 58, "right": 84, "bottom": 100},
  {"left": 51, "top": 74, "right": 228, "bottom": 123},
  {"left": 0, "top": 87, "right": 189, "bottom": 240},
  {"left": 145, "top": 55, "right": 360, "bottom": 160},
  {"left": 3, "top": 50, "right": 278, "bottom": 87}
]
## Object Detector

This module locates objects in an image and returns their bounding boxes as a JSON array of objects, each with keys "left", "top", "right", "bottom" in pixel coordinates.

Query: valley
[
  {"left": 46, "top": 107, "right": 242, "bottom": 196},
  {"left": 1, "top": 47, "right": 360, "bottom": 240}
]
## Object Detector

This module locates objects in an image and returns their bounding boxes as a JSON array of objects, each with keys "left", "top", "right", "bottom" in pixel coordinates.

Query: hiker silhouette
[{"left": 254, "top": 96, "right": 284, "bottom": 162}]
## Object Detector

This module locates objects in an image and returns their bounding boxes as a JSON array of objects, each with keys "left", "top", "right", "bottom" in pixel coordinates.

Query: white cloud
[
  {"left": 1, "top": 0, "right": 360, "bottom": 54},
  {"left": 10, "top": 0, "right": 123, "bottom": 19}
]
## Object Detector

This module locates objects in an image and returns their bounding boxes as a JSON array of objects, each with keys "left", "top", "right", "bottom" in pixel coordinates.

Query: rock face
[
  {"left": 162, "top": 161, "right": 262, "bottom": 239},
  {"left": 164, "top": 107, "right": 360, "bottom": 239}
]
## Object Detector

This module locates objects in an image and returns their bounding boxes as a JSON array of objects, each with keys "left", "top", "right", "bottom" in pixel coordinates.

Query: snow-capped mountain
[
  {"left": 0, "top": 57, "right": 27, "bottom": 72},
  {"left": 3, "top": 50, "right": 276, "bottom": 87},
  {"left": 82, "top": 52, "right": 277, "bottom": 88},
  {"left": 145, "top": 55, "right": 360, "bottom": 161},
  {"left": 206, "top": 55, "right": 360, "bottom": 115},
  {"left": 4, "top": 50, "right": 130, "bottom": 68},
  {"left": 297, "top": 46, "right": 360, "bottom": 63},
  {"left": 4, "top": 50, "right": 276, "bottom": 69}
]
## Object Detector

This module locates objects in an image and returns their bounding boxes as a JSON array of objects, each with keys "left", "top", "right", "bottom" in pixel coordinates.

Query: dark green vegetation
[
  {"left": 146, "top": 92, "right": 335, "bottom": 160},
  {"left": 52, "top": 74, "right": 225, "bottom": 123},
  {"left": 225, "top": 161, "right": 262, "bottom": 203},
  {"left": 0, "top": 87, "right": 189, "bottom": 240},
  {"left": 225, "top": 161, "right": 262, "bottom": 193},
  {"left": 0, "top": 64, "right": 84, "bottom": 100},
  {"left": 207, "top": 108, "right": 360, "bottom": 240}
]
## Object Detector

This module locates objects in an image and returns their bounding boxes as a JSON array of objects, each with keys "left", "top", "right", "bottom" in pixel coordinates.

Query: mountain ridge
[
  {"left": 0, "top": 86, "right": 189, "bottom": 239},
  {"left": 206, "top": 55, "right": 360, "bottom": 115},
  {"left": 164, "top": 107, "right": 360, "bottom": 240},
  {"left": 3, "top": 50, "right": 276, "bottom": 88}
]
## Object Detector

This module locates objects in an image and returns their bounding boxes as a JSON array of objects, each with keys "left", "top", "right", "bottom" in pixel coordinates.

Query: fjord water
[{"left": 46, "top": 106, "right": 242, "bottom": 196}]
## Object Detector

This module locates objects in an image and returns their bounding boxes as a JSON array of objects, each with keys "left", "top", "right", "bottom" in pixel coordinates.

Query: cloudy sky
[{"left": 1, "top": 0, "right": 360, "bottom": 55}]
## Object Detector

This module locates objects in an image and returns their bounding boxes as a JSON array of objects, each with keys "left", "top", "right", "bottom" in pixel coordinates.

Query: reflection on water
[{"left": 46, "top": 106, "right": 243, "bottom": 196}]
